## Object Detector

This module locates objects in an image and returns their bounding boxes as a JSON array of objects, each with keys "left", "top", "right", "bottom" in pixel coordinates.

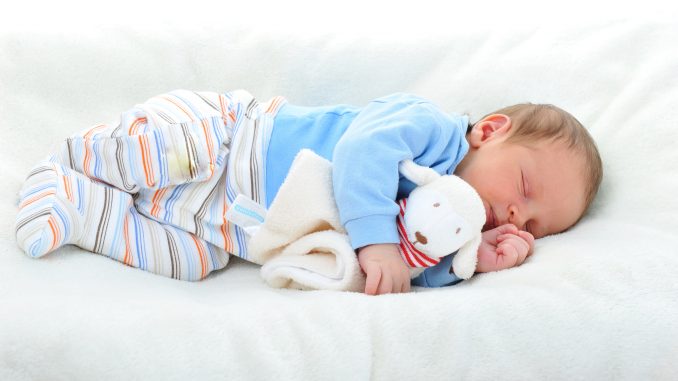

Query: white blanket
[
  {"left": 1, "top": 2, "right": 677, "bottom": 379},
  {"left": 250, "top": 149, "right": 365, "bottom": 292}
]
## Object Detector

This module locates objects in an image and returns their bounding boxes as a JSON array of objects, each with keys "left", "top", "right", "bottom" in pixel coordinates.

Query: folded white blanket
[{"left": 247, "top": 149, "right": 365, "bottom": 291}]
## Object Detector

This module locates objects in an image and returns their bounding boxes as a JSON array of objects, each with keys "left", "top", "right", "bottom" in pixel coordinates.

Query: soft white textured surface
[
  {"left": 1, "top": 2, "right": 678, "bottom": 379},
  {"left": 253, "top": 149, "right": 364, "bottom": 292}
]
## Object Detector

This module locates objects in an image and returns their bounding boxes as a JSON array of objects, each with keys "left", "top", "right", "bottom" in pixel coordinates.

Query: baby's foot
[{"left": 15, "top": 161, "right": 84, "bottom": 257}]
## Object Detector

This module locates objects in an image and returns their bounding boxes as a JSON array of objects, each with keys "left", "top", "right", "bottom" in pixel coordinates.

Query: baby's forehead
[
  {"left": 520, "top": 137, "right": 586, "bottom": 163},
  {"left": 527, "top": 138, "right": 587, "bottom": 171}
]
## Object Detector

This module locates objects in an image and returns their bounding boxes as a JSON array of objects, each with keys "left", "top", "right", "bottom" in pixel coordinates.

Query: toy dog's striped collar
[{"left": 396, "top": 198, "right": 441, "bottom": 268}]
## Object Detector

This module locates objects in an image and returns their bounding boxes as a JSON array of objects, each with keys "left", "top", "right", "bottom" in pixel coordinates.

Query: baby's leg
[
  {"left": 52, "top": 89, "right": 234, "bottom": 194},
  {"left": 15, "top": 160, "right": 230, "bottom": 280}
]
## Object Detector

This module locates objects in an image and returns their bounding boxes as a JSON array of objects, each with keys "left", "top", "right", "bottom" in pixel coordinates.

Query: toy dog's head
[{"left": 399, "top": 160, "right": 486, "bottom": 279}]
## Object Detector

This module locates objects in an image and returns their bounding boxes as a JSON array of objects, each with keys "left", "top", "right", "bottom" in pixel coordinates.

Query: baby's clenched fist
[{"left": 475, "top": 224, "right": 534, "bottom": 273}]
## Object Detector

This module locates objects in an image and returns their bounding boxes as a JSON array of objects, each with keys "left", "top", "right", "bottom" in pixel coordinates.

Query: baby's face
[{"left": 456, "top": 132, "right": 587, "bottom": 239}]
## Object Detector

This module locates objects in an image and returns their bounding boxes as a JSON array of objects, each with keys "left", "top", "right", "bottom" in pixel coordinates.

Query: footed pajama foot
[{"left": 15, "top": 160, "right": 85, "bottom": 257}]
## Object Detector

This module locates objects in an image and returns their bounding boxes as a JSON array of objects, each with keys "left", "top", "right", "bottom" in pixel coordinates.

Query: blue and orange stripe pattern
[{"left": 15, "top": 90, "right": 286, "bottom": 279}]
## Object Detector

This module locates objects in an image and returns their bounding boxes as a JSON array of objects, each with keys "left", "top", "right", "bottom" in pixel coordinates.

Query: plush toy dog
[{"left": 397, "top": 159, "right": 485, "bottom": 279}]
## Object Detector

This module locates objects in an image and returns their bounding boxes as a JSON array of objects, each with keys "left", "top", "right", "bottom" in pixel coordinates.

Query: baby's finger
[
  {"left": 364, "top": 266, "right": 382, "bottom": 295},
  {"left": 496, "top": 233, "right": 515, "bottom": 243},
  {"left": 502, "top": 236, "right": 530, "bottom": 266},
  {"left": 496, "top": 233, "right": 527, "bottom": 250},
  {"left": 400, "top": 268, "right": 411, "bottom": 293},
  {"left": 517, "top": 231, "right": 536, "bottom": 255},
  {"left": 377, "top": 272, "right": 394, "bottom": 295},
  {"left": 494, "top": 224, "right": 519, "bottom": 235},
  {"left": 498, "top": 234, "right": 529, "bottom": 254},
  {"left": 497, "top": 242, "right": 519, "bottom": 268},
  {"left": 483, "top": 224, "right": 518, "bottom": 242}
]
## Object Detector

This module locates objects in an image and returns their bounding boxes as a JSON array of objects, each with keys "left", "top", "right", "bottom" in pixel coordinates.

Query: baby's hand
[
  {"left": 358, "top": 243, "right": 411, "bottom": 295},
  {"left": 476, "top": 224, "right": 534, "bottom": 273}
]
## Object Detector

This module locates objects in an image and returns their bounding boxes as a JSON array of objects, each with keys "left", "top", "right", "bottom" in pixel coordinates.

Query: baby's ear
[
  {"left": 399, "top": 159, "right": 440, "bottom": 186},
  {"left": 468, "top": 114, "right": 512, "bottom": 147}
]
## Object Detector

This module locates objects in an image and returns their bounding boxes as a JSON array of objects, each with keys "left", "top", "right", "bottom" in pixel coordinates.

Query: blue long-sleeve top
[{"left": 266, "top": 93, "right": 469, "bottom": 250}]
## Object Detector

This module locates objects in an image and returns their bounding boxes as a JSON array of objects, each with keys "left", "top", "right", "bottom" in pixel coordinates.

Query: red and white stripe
[{"left": 396, "top": 198, "right": 440, "bottom": 268}]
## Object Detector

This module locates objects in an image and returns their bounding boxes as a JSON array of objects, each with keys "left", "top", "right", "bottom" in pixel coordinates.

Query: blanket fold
[{"left": 246, "top": 149, "right": 367, "bottom": 291}]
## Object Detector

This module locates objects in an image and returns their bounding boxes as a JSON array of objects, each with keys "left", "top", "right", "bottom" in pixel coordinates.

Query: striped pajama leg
[
  {"left": 15, "top": 159, "right": 229, "bottom": 280},
  {"left": 15, "top": 90, "right": 239, "bottom": 280}
]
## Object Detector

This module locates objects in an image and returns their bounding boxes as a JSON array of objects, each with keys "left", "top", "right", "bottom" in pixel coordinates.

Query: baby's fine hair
[{"left": 470, "top": 103, "right": 603, "bottom": 218}]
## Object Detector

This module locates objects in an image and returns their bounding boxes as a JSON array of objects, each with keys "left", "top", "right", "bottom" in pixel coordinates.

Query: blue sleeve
[{"left": 332, "top": 93, "right": 468, "bottom": 249}]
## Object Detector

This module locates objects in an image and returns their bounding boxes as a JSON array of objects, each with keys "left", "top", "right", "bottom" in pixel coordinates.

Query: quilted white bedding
[{"left": 1, "top": 2, "right": 677, "bottom": 379}]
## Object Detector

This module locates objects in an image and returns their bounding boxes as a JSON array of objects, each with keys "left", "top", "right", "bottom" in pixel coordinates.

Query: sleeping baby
[{"left": 14, "top": 90, "right": 602, "bottom": 294}]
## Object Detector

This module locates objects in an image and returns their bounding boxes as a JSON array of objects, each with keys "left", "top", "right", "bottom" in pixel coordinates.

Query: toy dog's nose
[{"left": 415, "top": 231, "right": 428, "bottom": 244}]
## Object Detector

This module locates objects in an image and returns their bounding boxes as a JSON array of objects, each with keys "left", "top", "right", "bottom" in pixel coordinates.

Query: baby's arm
[
  {"left": 329, "top": 94, "right": 466, "bottom": 293},
  {"left": 475, "top": 224, "right": 534, "bottom": 273},
  {"left": 332, "top": 94, "right": 464, "bottom": 251}
]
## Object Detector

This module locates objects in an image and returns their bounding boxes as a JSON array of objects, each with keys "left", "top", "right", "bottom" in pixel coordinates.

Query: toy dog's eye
[
  {"left": 433, "top": 202, "right": 440, "bottom": 207},
  {"left": 456, "top": 228, "right": 461, "bottom": 234}
]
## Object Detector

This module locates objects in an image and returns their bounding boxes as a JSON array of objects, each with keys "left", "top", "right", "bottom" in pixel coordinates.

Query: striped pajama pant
[{"left": 15, "top": 89, "right": 286, "bottom": 281}]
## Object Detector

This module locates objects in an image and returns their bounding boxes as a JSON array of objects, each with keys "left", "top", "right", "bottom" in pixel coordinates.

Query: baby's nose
[
  {"left": 508, "top": 206, "right": 525, "bottom": 228},
  {"left": 415, "top": 231, "right": 428, "bottom": 244}
]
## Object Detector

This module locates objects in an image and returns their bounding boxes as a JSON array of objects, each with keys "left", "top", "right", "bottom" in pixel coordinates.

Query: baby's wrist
[
  {"left": 358, "top": 243, "right": 402, "bottom": 262},
  {"left": 359, "top": 243, "right": 399, "bottom": 254}
]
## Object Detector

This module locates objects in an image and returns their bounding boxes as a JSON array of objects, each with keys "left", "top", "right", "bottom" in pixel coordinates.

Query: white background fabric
[{"left": 1, "top": 1, "right": 677, "bottom": 379}]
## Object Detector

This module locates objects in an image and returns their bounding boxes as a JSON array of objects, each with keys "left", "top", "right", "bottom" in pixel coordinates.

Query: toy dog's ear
[
  {"left": 452, "top": 234, "right": 481, "bottom": 279},
  {"left": 399, "top": 159, "right": 441, "bottom": 186}
]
